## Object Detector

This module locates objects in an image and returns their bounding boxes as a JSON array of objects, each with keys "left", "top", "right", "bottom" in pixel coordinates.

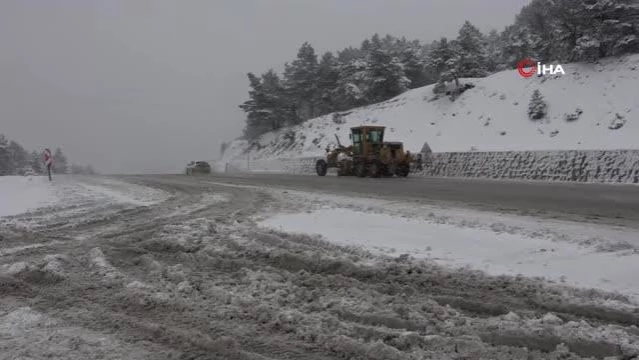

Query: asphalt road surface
[{"left": 121, "top": 173, "right": 639, "bottom": 229}]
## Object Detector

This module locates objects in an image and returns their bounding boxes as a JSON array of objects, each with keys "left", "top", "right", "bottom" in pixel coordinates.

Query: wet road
[{"left": 121, "top": 173, "right": 639, "bottom": 228}]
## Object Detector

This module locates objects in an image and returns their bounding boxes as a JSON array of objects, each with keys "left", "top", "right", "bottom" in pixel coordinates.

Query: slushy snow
[
  {"left": 0, "top": 176, "right": 169, "bottom": 221},
  {"left": 258, "top": 191, "right": 639, "bottom": 302}
]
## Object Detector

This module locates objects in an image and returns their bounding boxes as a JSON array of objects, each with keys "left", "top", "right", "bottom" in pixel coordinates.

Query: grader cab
[{"left": 315, "top": 125, "right": 422, "bottom": 178}]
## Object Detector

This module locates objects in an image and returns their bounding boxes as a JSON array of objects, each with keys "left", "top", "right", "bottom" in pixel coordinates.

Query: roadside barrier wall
[{"left": 218, "top": 149, "right": 639, "bottom": 184}]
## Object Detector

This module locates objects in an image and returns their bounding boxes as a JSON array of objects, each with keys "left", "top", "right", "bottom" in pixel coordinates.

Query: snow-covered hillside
[{"left": 223, "top": 55, "right": 639, "bottom": 162}]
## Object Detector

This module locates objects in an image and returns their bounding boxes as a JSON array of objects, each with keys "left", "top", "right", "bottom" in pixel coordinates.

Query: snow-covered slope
[{"left": 223, "top": 55, "right": 639, "bottom": 162}]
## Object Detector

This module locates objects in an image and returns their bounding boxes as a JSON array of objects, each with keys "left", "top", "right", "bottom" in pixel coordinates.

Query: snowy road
[
  {"left": 132, "top": 173, "right": 639, "bottom": 228},
  {"left": 1, "top": 175, "right": 639, "bottom": 359}
]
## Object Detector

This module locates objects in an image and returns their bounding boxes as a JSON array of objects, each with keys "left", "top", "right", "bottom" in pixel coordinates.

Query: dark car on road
[{"left": 185, "top": 161, "right": 211, "bottom": 175}]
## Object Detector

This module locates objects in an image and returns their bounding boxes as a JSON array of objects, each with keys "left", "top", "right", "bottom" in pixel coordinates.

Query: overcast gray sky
[{"left": 1, "top": 0, "right": 530, "bottom": 174}]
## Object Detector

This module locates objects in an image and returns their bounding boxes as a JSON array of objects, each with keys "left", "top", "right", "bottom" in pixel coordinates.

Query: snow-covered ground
[
  {"left": 0, "top": 176, "right": 60, "bottom": 217},
  {"left": 73, "top": 178, "right": 169, "bottom": 207},
  {"left": 257, "top": 189, "right": 639, "bottom": 303},
  {"left": 0, "top": 175, "right": 169, "bottom": 229},
  {"left": 2, "top": 175, "right": 639, "bottom": 358},
  {"left": 223, "top": 54, "right": 639, "bottom": 162}
]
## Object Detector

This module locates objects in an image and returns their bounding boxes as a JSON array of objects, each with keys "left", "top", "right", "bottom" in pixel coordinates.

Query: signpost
[{"left": 43, "top": 148, "right": 53, "bottom": 181}]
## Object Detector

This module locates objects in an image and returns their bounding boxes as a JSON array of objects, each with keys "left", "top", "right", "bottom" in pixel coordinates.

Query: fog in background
[{"left": 1, "top": 0, "right": 530, "bottom": 174}]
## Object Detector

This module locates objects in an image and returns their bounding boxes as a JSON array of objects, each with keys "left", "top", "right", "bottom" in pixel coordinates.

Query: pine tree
[
  {"left": 53, "top": 148, "right": 68, "bottom": 174},
  {"left": 506, "top": 0, "right": 638, "bottom": 63},
  {"left": 336, "top": 46, "right": 364, "bottom": 63},
  {"left": 455, "top": 21, "right": 488, "bottom": 78},
  {"left": 282, "top": 42, "right": 319, "bottom": 122},
  {"left": 500, "top": 24, "right": 542, "bottom": 68},
  {"left": 426, "top": 38, "right": 455, "bottom": 78},
  {"left": 400, "top": 39, "right": 430, "bottom": 88},
  {"left": 365, "top": 37, "right": 410, "bottom": 103},
  {"left": 485, "top": 29, "right": 505, "bottom": 71},
  {"left": 528, "top": 89, "right": 547, "bottom": 120},
  {"left": 332, "top": 57, "right": 370, "bottom": 110},
  {"left": 0, "top": 134, "right": 10, "bottom": 176},
  {"left": 261, "top": 69, "right": 291, "bottom": 129},
  {"left": 239, "top": 70, "right": 292, "bottom": 139},
  {"left": 220, "top": 141, "right": 229, "bottom": 156},
  {"left": 316, "top": 52, "right": 340, "bottom": 115},
  {"left": 8, "top": 141, "right": 28, "bottom": 174},
  {"left": 426, "top": 38, "right": 462, "bottom": 93},
  {"left": 240, "top": 72, "right": 269, "bottom": 139},
  {"left": 30, "top": 151, "right": 43, "bottom": 174},
  {"left": 575, "top": 0, "right": 639, "bottom": 59},
  {"left": 516, "top": 0, "right": 555, "bottom": 61}
]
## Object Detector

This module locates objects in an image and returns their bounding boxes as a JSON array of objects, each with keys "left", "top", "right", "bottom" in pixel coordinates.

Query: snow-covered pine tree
[
  {"left": 239, "top": 69, "right": 292, "bottom": 139},
  {"left": 282, "top": 42, "right": 319, "bottom": 123},
  {"left": 261, "top": 69, "right": 292, "bottom": 129},
  {"left": 8, "top": 141, "right": 29, "bottom": 174},
  {"left": 30, "top": 150, "right": 43, "bottom": 174},
  {"left": 508, "top": 0, "right": 638, "bottom": 63},
  {"left": 336, "top": 46, "right": 365, "bottom": 64},
  {"left": 332, "top": 47, "right": 370, "bottom": 111},
  {"left": 528, "top": 89, "right": 548, "bottom": 120},
  {"left": 0, "top": 134, "right": 10, "bottom": 175},
  {"left": 455, "top": 21, "right": 489, "bottom": 78},
  {"left": 516, "top": 0, "right": 555, "bottom": 61},
  {"left": 426, "top": 37, "right": 459, "bottom": 93},
  {"left": 441, "top": 52, "right": 463, "bottom": 99},
  {"left": 220, "top": 142, "right": 229, "bottom": 156},
  {"left": 315, "top": 52, "right": 340, "bottom": 115},
  {"left": 240, "top": 72, "right": 271, "bottom": 139},
  {"left": 485, "top": 29, "right": 505, "bottom": 72},
  {"left": 364, "top": 38, "right": 410, "bottom": 103},
  {"left": 53, "top": 148, "right": 69, "bottom": 174},
  {"left": 577, "top": 0, "right": 639, "bottom": 58},
  {"left": 501, "top": 24, "right": 542, "bottom": 68},
  {"left": 400, "top": 39, "right": 430, "bottom": 88}
]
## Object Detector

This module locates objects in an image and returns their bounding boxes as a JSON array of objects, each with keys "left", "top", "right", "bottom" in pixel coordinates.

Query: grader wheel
[
  {"left": 395, "top": 163, "right": 410, "bottom": 177},
  {"left": 316, "top": 159, "right": 328, "bottom": 176},
  {"left": 355, "top": 162, "right": 367, "bottom": 177},
  {"left": 369, "top": 160, "right": 382, "bottom": 178}
]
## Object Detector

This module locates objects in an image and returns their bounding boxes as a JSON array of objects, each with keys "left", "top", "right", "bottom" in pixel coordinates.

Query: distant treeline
[
  {"left": 0, "top": 133, "right": 96, "bottom": 176},
  {"left": 239, "top": 0, "right": 639, "bottom": 139}
]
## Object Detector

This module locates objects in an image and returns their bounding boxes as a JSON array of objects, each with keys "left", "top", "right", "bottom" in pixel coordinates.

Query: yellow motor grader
[{"left": 315, "top": 125, "right": 422, "bottom": 178}]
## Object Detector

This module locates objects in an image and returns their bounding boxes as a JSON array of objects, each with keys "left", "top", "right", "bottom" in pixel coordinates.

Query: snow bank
[
  {"left": 0, "top": 176, "right": 59, "bottom": 217},
  {"left": 257, "top": 193, "right": 639, "bottom": 301}
]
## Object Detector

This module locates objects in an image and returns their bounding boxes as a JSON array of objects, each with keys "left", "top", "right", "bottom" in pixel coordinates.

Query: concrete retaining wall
[
  {"left": 220, "top": 149, "right": 639, "bottom": 184},
  {"left": 423, "top": 150, "right": 639, "bottom": 184}
]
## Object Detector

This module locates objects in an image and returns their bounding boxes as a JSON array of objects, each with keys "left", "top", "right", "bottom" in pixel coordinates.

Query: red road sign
[{"left": 43, "top": 148, "right": 52, "bottom": 166}]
